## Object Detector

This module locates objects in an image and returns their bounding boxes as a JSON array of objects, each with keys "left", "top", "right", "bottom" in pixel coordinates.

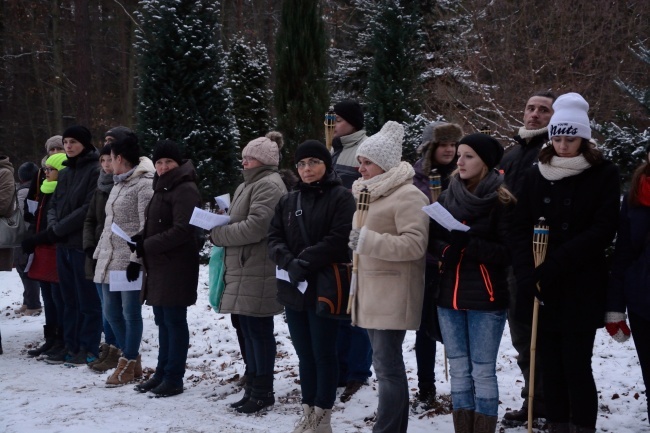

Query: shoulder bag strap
[{"left": 295, "top": 192, "right": 311, "bottom": 247}]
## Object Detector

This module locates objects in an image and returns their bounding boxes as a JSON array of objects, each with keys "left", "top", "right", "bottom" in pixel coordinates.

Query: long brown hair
[
  {"left": 538, "top": 138, "right": 604, "bottom": 165},
  {"left": 629, "top": 159, "right": 650, "bottom": 207}
]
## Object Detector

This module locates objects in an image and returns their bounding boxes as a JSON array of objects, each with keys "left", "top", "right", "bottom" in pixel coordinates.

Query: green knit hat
[{"left": 46, "top": 153, "right": 68, "bottom": 171}]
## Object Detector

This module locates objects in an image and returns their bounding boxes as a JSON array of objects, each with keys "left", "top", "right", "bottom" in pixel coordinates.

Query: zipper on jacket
[
  {"left": 452, "top": 251, "right": 464, "bottom": 310},
  {"left": 479, "top": 263, "right": 495, "bottom": 302}
]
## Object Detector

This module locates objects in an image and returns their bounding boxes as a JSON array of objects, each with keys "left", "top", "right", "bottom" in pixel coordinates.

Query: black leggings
[
  {"left": 538, "top": 328, "right": 598, "bottom": 429},
  {"left": 629, "top": 311, "right": 650, "bottom": 423}
]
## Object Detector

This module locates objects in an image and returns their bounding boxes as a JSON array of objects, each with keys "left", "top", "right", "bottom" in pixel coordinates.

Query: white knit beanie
[
  {"left": 356, "top": 121, "right": 404, "bottom": 171},
  {"left": 242, "top": 137, "right": 279, "bottom": 166},
  {"left": 548, "top": 93, "right": 591, "bottom": 140}
]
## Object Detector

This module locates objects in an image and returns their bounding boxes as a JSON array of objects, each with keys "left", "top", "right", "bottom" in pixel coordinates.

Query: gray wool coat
[
  {"left": 93, "top": 157, "right": 155, "bottom": 284},
  {"left": 210, "top": 166, "right": 287, "bottom": 317}
]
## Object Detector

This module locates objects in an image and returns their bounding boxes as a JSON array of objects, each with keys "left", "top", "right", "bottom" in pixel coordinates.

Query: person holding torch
[{"left": 510, "top": 93, "right": 620, "bottom": 433}]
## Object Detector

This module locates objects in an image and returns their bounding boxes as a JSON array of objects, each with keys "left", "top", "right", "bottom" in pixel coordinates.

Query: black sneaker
[
  {"left": 64, "top": 350, "right": 96, "bottom": 366},
  {"left": 149, "top": 381, "right": 183, "bottom": 398},
  {"left": 44, "top": 348, "right": 70, "bottom": 365}
]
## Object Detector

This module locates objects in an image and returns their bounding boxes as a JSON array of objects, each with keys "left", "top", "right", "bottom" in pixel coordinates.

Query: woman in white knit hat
[
  {"left": 510, "top": 93, "right": 620, "bottom": 433},
  {"left": 348, "top": 121, "right": 430, "bottom": 433}
]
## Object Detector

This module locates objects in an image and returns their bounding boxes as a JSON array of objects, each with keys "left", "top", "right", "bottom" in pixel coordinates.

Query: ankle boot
[
  {"left": 230, "top": 375, "right": 253, "bottom": 409},
  {"left": 28, "top": 325, "right": 56, "bottom": 357},
  {"left": 236, "top": 374, "right": 275, "bottom": 414},
  {"left": 304, "top": 406, "right": 332, "bottom": 433},
  {"left": 91, "top": 345, "right": 121, "bottom": 372},
  {"left": 105, "top": 357, "right": 136, "bottom": 387},
  {"left": 452, "top": 408, "right": 475, "bottom": 433},
  {"left": 134, "top": 376, "right": 162, "bottom": 393},
  {"left": 548, "top": 423, "right": 571, "bottom": 433},
  {"left": 474, "top": 412, "right": 497, "bottom": 433},
  {"left": 292, "top": 404, "right": 314, "bottom": 433},
  {"left": 133, "top": 354, "right": 143, "bottom": 378}
]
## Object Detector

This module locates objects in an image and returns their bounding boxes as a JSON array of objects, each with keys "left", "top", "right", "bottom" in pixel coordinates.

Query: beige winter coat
[
  {"left": 93, "top": 157, "right": 154, "bottom": 284},
  {"left": 210, "top": 166, "right": 286, "bottom": 317},
  {"left": 0, "top": 156, "right": 15, "bottom": 270},
  {"left": 351, "top": 181, "right": 429, "bottom": 330}
]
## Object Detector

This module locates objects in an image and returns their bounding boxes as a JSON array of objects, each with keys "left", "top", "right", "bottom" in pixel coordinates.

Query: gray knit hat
[
  {"left": 355, "top": 121, "right": 404, "bottom": 171},
  {"left": 242, "top": 132, "right": 283, "bottom": 166},
  {"left": 44, "top": 135, "right": 63, "bottom": 153}
]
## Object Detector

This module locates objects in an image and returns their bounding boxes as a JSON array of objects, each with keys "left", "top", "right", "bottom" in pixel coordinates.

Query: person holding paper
[
  {"left": 428, "top": 133, "right": 514, "bottom": 432},
  {"left": 347, "top": 121, "right": 429, "bottom": 433},
  {"left": 268, "top": 140, "right": 355, "bottom": 432},
  {"left": 93, "top": 132, "right": 154, "bottom": 386},
  {"left": 133, "top": 140, "right": 201, "bottom": 398},
  {"left": 210, "top": 133, "right": 287, "bottom": 414},
  {"left": 20, "top": 153, "right": 68, "bottom": 357}
]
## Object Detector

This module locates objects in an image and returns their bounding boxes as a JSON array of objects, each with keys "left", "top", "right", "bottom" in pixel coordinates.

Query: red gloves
[{"left": 604, "top": 312, "right": 631, "bottom": 343}]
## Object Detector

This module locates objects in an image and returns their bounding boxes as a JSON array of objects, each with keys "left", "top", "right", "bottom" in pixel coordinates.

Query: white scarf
[
  {"left": 518, "top": 126, "right": 548, "bottom": 140},
  {"left": 538, "top": 155, "right": 591, "bottom": 181},
  {"left": 351, "top": 161, "right": 414, "bottom": 202}
]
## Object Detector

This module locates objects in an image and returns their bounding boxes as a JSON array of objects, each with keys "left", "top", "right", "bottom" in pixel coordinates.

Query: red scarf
[{"left": 638, "top": 175, "right": 650, "bottom": 207}]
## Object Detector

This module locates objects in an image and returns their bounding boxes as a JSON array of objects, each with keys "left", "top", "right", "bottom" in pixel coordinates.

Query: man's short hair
[{"left": 530, "top": 90, "right": 557, "bottom": 103}]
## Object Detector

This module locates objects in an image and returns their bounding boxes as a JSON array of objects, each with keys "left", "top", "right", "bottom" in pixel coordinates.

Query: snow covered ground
[{"left": 0, "top": 267, "right": 648, "bottom": 433}]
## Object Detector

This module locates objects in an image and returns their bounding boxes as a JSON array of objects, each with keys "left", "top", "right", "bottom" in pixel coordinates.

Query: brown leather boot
[
  {"left": 133, "top": 354, "right": 143, "bottom": 378},
  {"left": 90, "top": 345, "right": 121, "bottom": 373},
  {"left": 474, "top": 412, "right": 497, "bottom": 433},
  {"left": 452, "top": 409, "right": 475, "bottom": 433},
  {"left": 105, "top": 357, "right": 136, "bottom": 387}
]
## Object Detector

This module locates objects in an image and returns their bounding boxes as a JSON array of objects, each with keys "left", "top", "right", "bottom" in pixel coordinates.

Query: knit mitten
[{"left": 604, "top": 312, "right": 631, "bottom": 343}]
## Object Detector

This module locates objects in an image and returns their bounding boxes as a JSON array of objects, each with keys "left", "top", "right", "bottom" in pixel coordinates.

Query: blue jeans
[
  {"left": 238, "top": 315, "right": 276, "bottom": 377},
  {"left": 153, "top": 306, "right": 189, "bottom": 387},
  {"left": 95, "top": 283, "right": 117, "bottom": 347},
  {"left": 101, "top": 284, "right": 142, "bottom": 359},
  {"left": 285, "top": 308, "right": 339, "bottom": 409},
  {"left": 57, "top": 247, "right": 102, "bottom": 356},
  {"left": 40, "top": 281, "right": 64, "bottom": 329},
  {"left": 437, "top": 307, "right": 506, "bottom": 417},
  {"left": 367, "top": 329, "right": 409, "bottom": 433},
  {"left": 337, "top": 320, "right": 372, "bottom": 383}
]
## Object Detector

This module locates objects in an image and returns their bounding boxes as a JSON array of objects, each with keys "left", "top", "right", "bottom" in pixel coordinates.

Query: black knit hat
[
  {"left": 99, "top": 143, "right": 112, "bottom": 157},
  {"left": 458, "top": 133, "right": 504, "bottom": 170},
  {"left": 62, "top": 125, "right": 93, "bottom": 150},
  {"left": 294, "top": 140, "right": 332, "bottom": 171},
  {"left": 18, "top": 162, "right": 39, "bottom": 183},
  {"left": 334, "top": 100, "right": 364, "bottom": 131},
  {"left": 104, "top": 126, "right": 133, "bottom": 142},
  {"left": 152, "top": 139, "right": 183, "bottom": 165}
]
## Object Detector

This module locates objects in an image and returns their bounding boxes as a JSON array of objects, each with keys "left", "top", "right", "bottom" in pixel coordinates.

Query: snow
[{"left": 1, "top": 268, "right": 648, "bottom": 433}]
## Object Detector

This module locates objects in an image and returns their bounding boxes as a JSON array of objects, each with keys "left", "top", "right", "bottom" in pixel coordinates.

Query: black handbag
[{"left": 295, "top": 192, "right": 352, "bottom": 320}]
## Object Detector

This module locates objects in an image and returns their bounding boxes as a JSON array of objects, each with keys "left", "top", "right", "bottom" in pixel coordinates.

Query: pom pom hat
[
  {"left": 548, "top": 92, "right": 591, "bottom": 140},
  {"left": 242, "top": 136, "right": 281, "bottom": 166},
  {"left": 355, "top": 121, "right": 404, "bottom": 172}
]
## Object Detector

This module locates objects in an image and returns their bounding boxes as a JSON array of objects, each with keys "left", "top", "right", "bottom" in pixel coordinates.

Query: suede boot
[
  {"left": 91, "top": 345, "right": 121, "bottom": 372},
  {"left": 548, "top": 423, "right": 571, "bottom": 433},
  {"left": 236, "top": 374, "right": 275, "bottom": 414},
  {"left": 291, "top": 404, "right": 314, "bottom": 433},
  {"left": 453, "top": 409, "right": 475, "bottom": 433},
  {"left": 304, "top": 407, "right": 332, "bottom": 433},
  {"left": 134, "top": 354, "right": 143, "bottom": 378},
  {"left": 474, "top": 412, "right": 497, "bottom": 433},
  {"left": 230, "top": 375, "right": 253, "bottom": 409},
  {"left": 28, "top": 325, "right": 56, "bottom": 357},
  {"left": 88, "top": 342, "right": 110, "bottom": 368},
  {"left": 105, "top": 357, "right": 136, "bottom": 387}
]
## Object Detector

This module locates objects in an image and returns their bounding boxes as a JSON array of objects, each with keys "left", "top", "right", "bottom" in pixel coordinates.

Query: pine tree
[
  {"left": 274, "top": 0, "right": 329, "bottom": 165},
  {"left": 226, "top": 35, "right": 273, "bottom": 147},
  {"left": 135, "top": 0, "right": 239, "bottom": 199}
]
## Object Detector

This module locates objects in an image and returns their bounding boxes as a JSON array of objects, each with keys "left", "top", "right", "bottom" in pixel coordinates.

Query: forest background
[{"left": 1, "top": 0, "right": 649, "bottom": 199}]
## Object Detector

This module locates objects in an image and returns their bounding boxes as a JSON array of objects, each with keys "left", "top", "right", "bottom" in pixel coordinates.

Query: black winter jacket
[
  {"left": 429, "top": 175, "right": 514, "bottom": 311},
  {"left": 268, "top": 170, "right": 355, "bottom": 310},
  {"left": 500, "top": 133, "right": 548, "bottom": 199},
  {"left": 607, "top": 195, "right": 650, "bottom": 321},
  {"left": 47, "top": 149, "right": 100, "bottom": 249},
  {"left": 511, "top": 160, "right": 620, "bottom": 331}
]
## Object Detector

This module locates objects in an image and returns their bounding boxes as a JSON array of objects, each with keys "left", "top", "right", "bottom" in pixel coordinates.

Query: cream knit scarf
[
  {"left": 351, "top": 161, "right": 414, "bottom": 202},
  {"left": 538, "top": 155, "right": 591, "bottom": 181},
  {"left": 518, "top": 126, "right": 548, "bottom": 140}
]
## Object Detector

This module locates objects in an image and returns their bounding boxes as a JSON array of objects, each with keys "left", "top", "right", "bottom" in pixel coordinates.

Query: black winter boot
[
  {"left": 236, "top": 375, "right": 275, "bottom": 414},
  {"left": 230, "top": 375, "right": 253, "bottom": 409},
  {"left": 39, "top": 327, "right": 65, "bottom": 359},
  {"left": 28, "top": 325, "right": 56, "bottom": 357}
]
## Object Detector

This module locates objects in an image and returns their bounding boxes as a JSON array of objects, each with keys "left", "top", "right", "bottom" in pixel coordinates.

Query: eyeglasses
[
  {"left": 295, "top": 159, "right": 324, "bottom": 169},
  {"left": 44, "top": 167, "right": 57, "bottom": 173}
]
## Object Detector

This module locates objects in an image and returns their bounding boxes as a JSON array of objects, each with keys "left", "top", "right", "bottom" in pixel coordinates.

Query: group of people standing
[{"left": 2, "top": 89, "right": 648, "bottom": 433}]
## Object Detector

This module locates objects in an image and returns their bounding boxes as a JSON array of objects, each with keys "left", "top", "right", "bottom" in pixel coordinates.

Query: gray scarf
[
  {"left": 443, "top": 169, "right": 503, "bottom": 222},
  {"left": 97, "top": 170, "right": 114, "bottom": 193},
  {"left": 113, "top": 166, "right": 137, "bottom": 184}
]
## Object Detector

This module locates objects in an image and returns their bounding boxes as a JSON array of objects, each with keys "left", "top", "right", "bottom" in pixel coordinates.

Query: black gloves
[
  {"left": 21, "top": 237, "right": 37, "bottom": 255},
  {"left": 442, "top": 230, "right": 471, "bottom": 269},
  {"left": 533, "top": 259, "right": 561, "bottom": 293},
  {"left": 129, "top": 234, "right": 144, "bottom": 258},
  {"left": 47, "top": 226, "right": 66, "bottom": 244},
  {"left": 126, "top": 262, "right": 141, "bottom": 282},
  {"left": 287, "top": 259, "right": 310, "bottom": 285}
]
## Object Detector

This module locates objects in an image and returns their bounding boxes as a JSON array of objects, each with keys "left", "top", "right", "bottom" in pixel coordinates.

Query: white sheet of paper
[
  {"left": 24, "top": 253, "right": 34, "bottom": 273},
  {"left": 422, "top": 202, "right": 470, "bottom": 232},
  {"left": 189, "top": 207, "right": 230, "bottom": 230},
  {"left": 215, "top": 193, "right": 231, "bottom": 211},
  {"left": 276, "top": 266, "right": 308, "bottom": 294},
  {"left": 111, "top": 222, "right": 136, "bottom": 245},
  {"left": 26, "top": 199, "right": 39, "bottom": 215},
  {"left": 109, "top": 270, "right": 143, "bottom": 291}
]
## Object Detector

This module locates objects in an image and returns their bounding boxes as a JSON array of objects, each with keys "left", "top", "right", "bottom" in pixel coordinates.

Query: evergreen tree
[
  {"left": 274, "top": 0, "right": 329, "bottom": 165},
  {"left": 226, "top": 35, "right": 273, "bottom": 147},
  {"left": 135, "top": 0, "right": 238, "bottom": 199}
]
